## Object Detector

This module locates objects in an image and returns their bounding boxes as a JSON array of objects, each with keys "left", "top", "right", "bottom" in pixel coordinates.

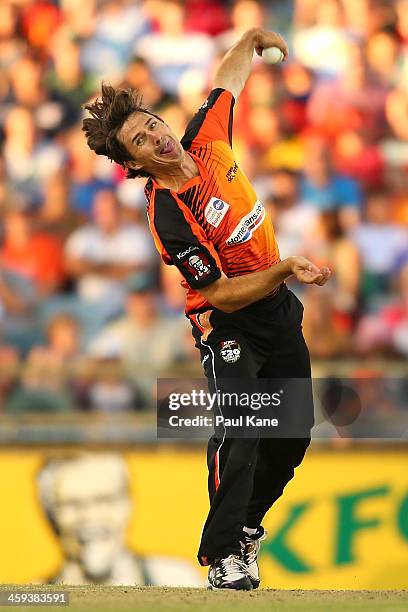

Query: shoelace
[
  {"left": 218, "top": 554, "right": 247, "bottom": 577},
  {"left": 244, "top": 539, "right": 259, "bottom": 565}
]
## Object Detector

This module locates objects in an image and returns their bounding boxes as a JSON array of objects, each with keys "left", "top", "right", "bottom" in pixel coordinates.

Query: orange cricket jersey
[{"left": 145, "top": 88, "right": 281, "bottom": 315}]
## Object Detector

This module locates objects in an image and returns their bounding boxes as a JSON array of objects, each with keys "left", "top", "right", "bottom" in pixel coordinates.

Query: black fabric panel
[
  {"left": 228, "top": 98, "right": 234, "bottom": 146},
  {"left": 144, "top": 178, "right": 153, "bottom": 200},
  {"left": 180, "top": 88, "right": 227, "bottom": 151},
  {"left": 153, "top": 190, "right": 221, "bottom": 289}
]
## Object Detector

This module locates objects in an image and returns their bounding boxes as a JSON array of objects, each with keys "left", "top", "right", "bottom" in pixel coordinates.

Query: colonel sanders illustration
[
  {"left": 37, "top": 453, "right": 202, "bottom": 586},
  {"left": 188, "top": 255, "right": 210, "bottom": 281}
]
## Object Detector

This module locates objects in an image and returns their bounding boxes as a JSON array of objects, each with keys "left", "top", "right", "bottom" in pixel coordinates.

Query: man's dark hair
[{"left": 82, "top": 83, "right": 163, "bottom": 179}]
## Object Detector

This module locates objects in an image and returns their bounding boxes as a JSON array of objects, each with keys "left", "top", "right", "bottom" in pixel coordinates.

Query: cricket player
[{"left": 82, "top": 28, "right": 331, "bottom": 590}]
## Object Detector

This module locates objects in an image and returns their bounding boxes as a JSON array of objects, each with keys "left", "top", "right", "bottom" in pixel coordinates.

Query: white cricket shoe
[
  {"left": 206, "top": 554, "right": 252, "bottom": 591},
  {"left": 242, "top": 526, "right": 267, "bottom": 589}
]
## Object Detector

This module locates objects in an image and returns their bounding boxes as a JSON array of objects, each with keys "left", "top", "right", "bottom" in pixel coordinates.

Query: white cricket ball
[{"left": 262, "top": 47, "right": 284, "bottom": 64}]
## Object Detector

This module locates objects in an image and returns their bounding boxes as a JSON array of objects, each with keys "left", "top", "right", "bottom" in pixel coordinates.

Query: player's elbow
[
  {"left": 199, "top": 277, "right": 240, "bottom": 313},
  {"left": 212, "top": 76, "right": 242, "bottom": 100},
  {"left": 201, "top": 293, "right": 240, "bottom": 314},
  {"left": 213, "top": 299, "right": 238, "bottom": 314},
  {"left": 200, "top": 293, "right": 234, "bottom": 313}
]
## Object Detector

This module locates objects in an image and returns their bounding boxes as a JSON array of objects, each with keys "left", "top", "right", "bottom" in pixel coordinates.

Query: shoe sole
[
  {"left": 205, "top": 577, "right": 253, "bottom": 591},
  {"left": 248, "top": 577, "right": 260, "bottom": 589}
]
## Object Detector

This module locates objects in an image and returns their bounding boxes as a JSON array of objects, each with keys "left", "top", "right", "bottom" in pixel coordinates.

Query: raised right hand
[{"left": 288, "top": 256, "right": 331, "bottom": 286}]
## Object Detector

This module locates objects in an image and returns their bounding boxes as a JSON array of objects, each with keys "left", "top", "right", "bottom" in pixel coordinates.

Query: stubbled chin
[{"left": 159, "top": 150, "right": 181, "bottom": 161}]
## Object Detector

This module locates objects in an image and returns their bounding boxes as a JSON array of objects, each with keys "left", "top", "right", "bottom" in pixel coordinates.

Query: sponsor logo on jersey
[
  {"left": 225, "top": 200, "right": 265, "bottom": 246},
  {"left": 182, "top": 252, "right": 212, "bottom": 282},
  {"left": 204, "top": 197, "right": 230, "bottom": 228},
  {"left": 176, "top": 245, "right": 199, "bottom": 259},
  {"left": 226, "top": 161, "right": 238, "bottom": 182},
  {"left": 220, "top": 340, "right": 241, "bottom": 364}
]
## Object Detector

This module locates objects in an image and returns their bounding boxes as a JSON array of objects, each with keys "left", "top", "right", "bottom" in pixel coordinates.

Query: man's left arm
[{"left": 213, "top": 28, "right": 288, "bottom": 100}]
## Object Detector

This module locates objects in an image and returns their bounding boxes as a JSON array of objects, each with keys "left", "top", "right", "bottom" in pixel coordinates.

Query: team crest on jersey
[
  {"left": 225, "top": 200, "right": 265, "bottom": 246},
  {"left": 204, "top": 197, "right": 230, "bottom": 228},
  {"left": 220, "top": 340, "right": 241, "bottom": 364}
]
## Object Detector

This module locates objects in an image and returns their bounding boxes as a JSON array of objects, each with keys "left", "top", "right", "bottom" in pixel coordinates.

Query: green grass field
[{"left": 0, "top": 586, "right": 407, "bottom": 612}]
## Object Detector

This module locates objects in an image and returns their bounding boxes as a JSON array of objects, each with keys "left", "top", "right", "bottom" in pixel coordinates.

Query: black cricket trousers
[{"left": 190, "top": 285, "right": 314, "bottom": 566}]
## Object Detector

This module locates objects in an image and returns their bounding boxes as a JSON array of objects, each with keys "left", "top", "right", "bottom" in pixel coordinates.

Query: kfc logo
[
  {"left": 181, "top": 252, "right": 212, "bottom": 282},
  {"left": 187, "top": 254, "right": 211, "bottom": 281}
]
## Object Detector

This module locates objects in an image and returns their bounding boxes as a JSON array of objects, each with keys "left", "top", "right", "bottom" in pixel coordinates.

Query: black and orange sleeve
[
  {"left": 181, "top": 88, "right": 235, "bottom": 150},
  {"left": 150, "top": 190, "right": 222, "bottom": 290}
]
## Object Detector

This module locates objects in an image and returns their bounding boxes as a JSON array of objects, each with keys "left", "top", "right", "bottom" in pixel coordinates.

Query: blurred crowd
[{"left": 0, "top": 0, "right": 407, "bottom": 414}]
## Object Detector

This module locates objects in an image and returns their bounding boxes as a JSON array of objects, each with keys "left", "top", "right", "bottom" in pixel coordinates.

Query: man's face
[
  {"left": 189, "top": 255, "right": 207, "bottom": 274},
  {"left": 4, "top": 210, "right": 31, "bottom": 246},
  {"left": 52, "top": 457, "right": 131, "bottom": 580},
  {"left": 366, "top": 196, "right": 389, "bottom": 225},
  {"left": 48, "top": 320, "right": 80, "bottom": 357},
  {"left": 127, "top": 291, "right": 156, "bottom": 322},
  {"left": 118, "top": 111, "right": 184, "bottom": 175},
  {"left": 92, "top": 190, "right": 119, "bottom": 232}
]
